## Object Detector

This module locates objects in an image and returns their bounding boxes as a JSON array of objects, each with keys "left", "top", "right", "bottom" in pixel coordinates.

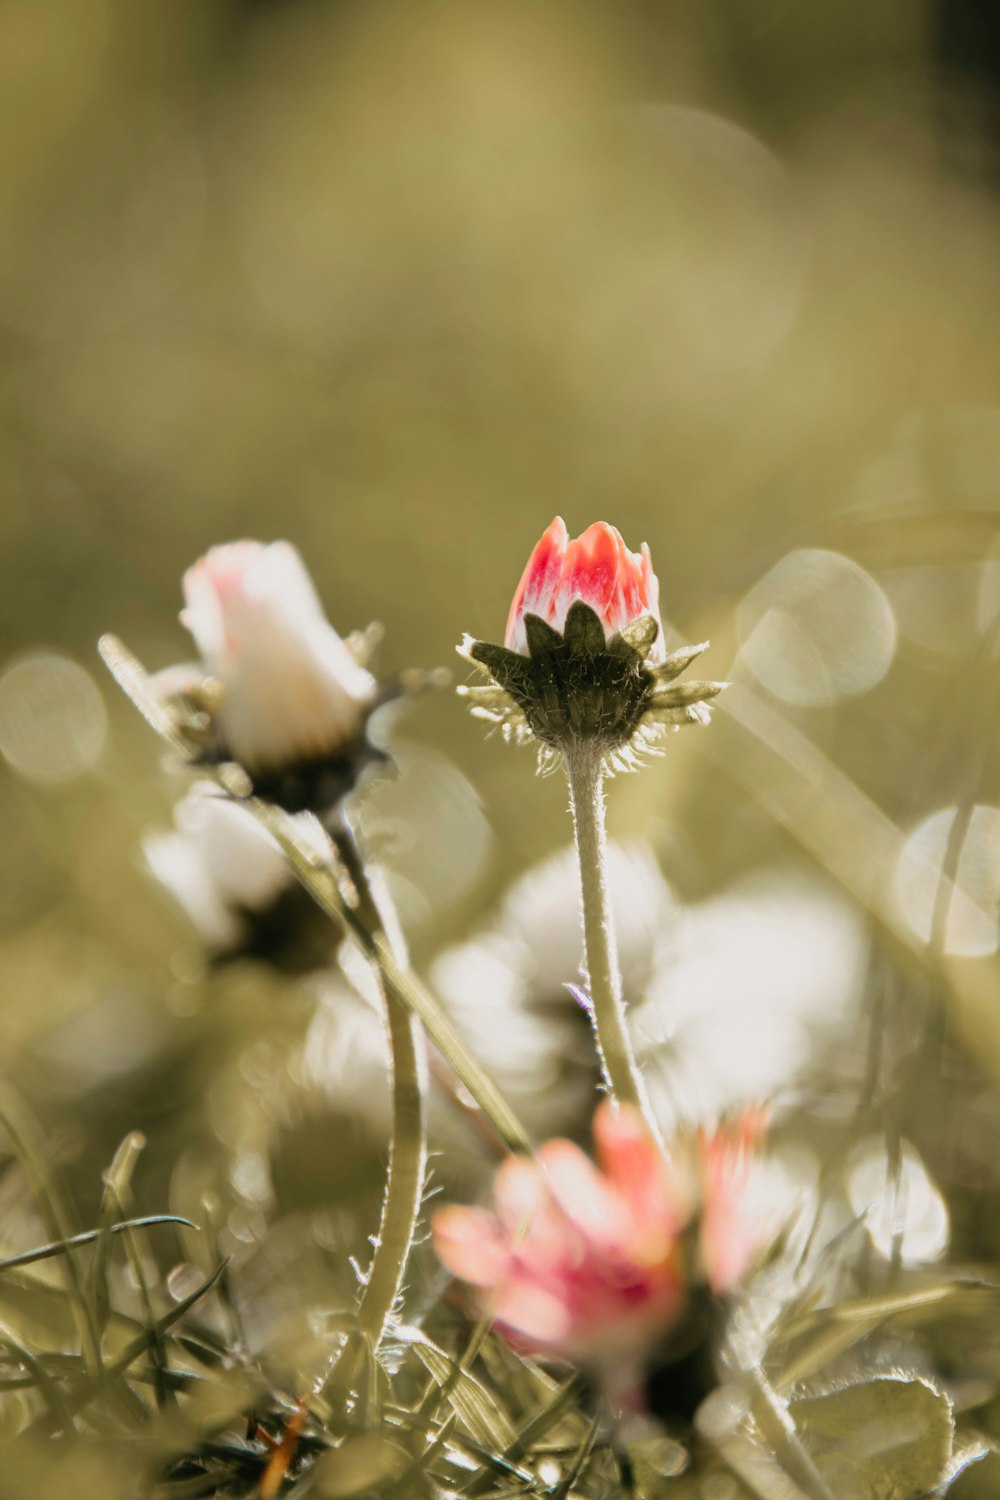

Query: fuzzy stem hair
[{"left": 565, "top": 744, "right": 661, "bottom": 1138}]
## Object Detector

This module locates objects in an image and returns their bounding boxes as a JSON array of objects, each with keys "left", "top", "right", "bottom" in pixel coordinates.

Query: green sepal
[
  {"left": 458, "top": 683, "right": 512, "bottom": 708},
  {"left": 644, "top": 702, "right": 711, "bottom": 726},
  {"left": 653, "top": 679, "right": 727, "bottom": 708},
  {"left": 562, "top": 600, "right": 606, "bottom": 656},
  {"left": 462, "top": 618, "right": 718, "bottom": 752},
  {"left": 655, "top": 641, "right": 709, "bottom": 683},
  {"left": 468, "top": 641, "right": 536, "bottom": 695},
  {"left": 523, "top": 613, "right": 564, "bottom": 658},
  {"left": 610, "top": 614, "right": 660, "bottom": 662}
]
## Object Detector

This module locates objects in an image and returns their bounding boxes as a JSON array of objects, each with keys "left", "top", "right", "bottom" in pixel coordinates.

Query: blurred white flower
[
  {"left": 144, "top": 783, "right": 326, "bottom": 954},
  {"left": 433, "top": 850, "right": 868, "bottom": 1144},
  {"left": 300, "top": 972, "right": 392, "bottom": 1136},
  {"left": 181, "top": 540, "right": 376, "bottom": 776},
  {"left": 637, "top": 868, "right": 868, "bottom": 1130},
  {"left": 432, "top": 840, "right": 675, "bottom": 1135},
  {"left": 497, "top": 838, "right": 676, "bottom": 1004},
  {"left": 431, "top": 934, "right": 576, "bottom": 1134}
]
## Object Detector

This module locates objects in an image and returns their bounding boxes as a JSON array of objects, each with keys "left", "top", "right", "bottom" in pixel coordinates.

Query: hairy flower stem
[
  {"left": 330, "top": 825, "right": 427, "bottom": 1350},
  {"left": 361, "top": 985, "right": 425, "bottom": 1342},
  {"left": 566, "top": 747, "right": 660, "bottom": 1135}
]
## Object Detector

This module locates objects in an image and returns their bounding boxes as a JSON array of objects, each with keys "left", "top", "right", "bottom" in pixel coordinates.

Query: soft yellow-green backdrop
[{"left": 2, "top": 0, "right": 1000, "bottom": 1257}]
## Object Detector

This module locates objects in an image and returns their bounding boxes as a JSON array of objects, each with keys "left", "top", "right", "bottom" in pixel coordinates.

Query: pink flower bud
[
  {"left": 180, "top": 541, "right": 376, "bottom": 778},
  {"left": 461, "top": 518, "right": 724, "bottom": 761},
  {"left": 505, "top": 517, "right": 665, "bottom": 666}
]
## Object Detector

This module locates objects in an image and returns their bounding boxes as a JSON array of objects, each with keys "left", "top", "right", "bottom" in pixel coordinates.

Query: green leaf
[
  {"left": 86, "top": 1132, "right": 147, "bottom": 1341},
  {"left": 503, "top": 1373, "right": 584, "bottom": 1461},
  {"left": 562, "top": 600, "right": 606, "bottom": 656},
  {"left": 0, "top": 1093, "right": 103, "bottom": 1379},
  {"left": 31, "top": 1259, "right": 229, "bottom": 1435},
  {"left": 0, "top": 1331, "right": 75, "bottom": 1431},
  {"left": 314, "top": 1434, "right": 411, "bottom": 1498},
  {"left": 775, "top": 1281, "right": 1000, "bottom": 1392},
  {"left": 947, "top": 1451, "right": 1000, "bottom": 1497},
  {"left": 0, "top": 1215, "right": 193, "bottom": 1275},
  {"left": 790, "top": 1376, "right": 954, "bottom": 1498},
  {"left": 105, "top": 1185, "right": 177, "bottom": 1412},
  {"left": 402, "top": 1327, "right": 517, "bottom": 1450},
  {"left": 523, "top": 613, "right": 564, "bottom": 658},
  {"left": 369, "top": 934, "right": 533, "bottom": 1157},
  {"left": 175, "top": 1331, "right": 230, "bottom": 1368},
  {"left": 780, "top": 1280, "right": 1000, "bottom": 1342},
  {"left": 476, "top": 1331, "right": 567, "bottom": 1412},
  {"left": 643, "top": 702, "right": 712, "bottom": 726},
  {"left": 550, "top": 1413, "right": 600, "bottom": 1500}
]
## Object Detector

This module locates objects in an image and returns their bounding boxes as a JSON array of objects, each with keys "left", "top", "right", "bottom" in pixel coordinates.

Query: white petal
[
  {"left": 144, "top": 783, "right": 304, "bottom": 951},
  {"left": 181, "top": 541, "right": 376, "bottom": 772}
]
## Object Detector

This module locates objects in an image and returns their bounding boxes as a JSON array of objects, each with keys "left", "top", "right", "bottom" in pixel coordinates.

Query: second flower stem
[
  {"left": 329, "top": 826, "right": 427, "bottom": 1351},
  {"left": 359, "top": 984, "right": 426, "bottom": 1345},
  {"left": 566, "top": 746, "right": 659, "bottom": 1133},
  {"left": 97, "top": 635, "right": 533, "bottom": 1153}
]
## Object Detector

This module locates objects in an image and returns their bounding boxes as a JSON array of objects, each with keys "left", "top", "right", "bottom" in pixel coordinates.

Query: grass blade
[{"left": 0, "top": 1217, "right": 195, "bottom": 1275}]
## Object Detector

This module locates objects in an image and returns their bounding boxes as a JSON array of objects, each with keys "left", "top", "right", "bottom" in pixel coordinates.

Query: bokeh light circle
[
  {"left": 894, "top": 804, "right": 1000, "bottom": 957},
  {"left": 846, "top": 1138, "right": 949, "bottom": 1265},
  {"left": 0, "top": 651, "right": 106, "bottom": 783},
  {"left": 737, "top": 548, "right": 897, "bottom": 706}
]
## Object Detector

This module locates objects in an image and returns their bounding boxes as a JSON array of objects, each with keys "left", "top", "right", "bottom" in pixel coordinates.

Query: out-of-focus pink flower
[
  {"left": 181, "top": 541, "right": 376, "bottom": 776},
  {"left": 433, "top": 1102, "right": 766, "bottom": 1367},
  {"left": 694, "top": 1106, "right": 769, "bottom": 1293},
  {"left": 504, "top": 517, "right": 665, "bottom": 665}
]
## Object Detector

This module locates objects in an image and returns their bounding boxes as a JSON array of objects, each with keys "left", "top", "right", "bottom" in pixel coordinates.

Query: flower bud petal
[
  {"left": 504, "top": 518, "right": 665, "bottom": 666},
  {"left": 181, "top": 540, "right": 377, "bottom": 777}
]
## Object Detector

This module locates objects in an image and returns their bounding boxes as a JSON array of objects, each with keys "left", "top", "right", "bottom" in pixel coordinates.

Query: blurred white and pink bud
[
  {"left": 432, "top": 1101, "right": 767, "bottom": 1375},
  {"left": 178, "top": 541, "right": 379, "bottom": 804},
  {"left": 432, "top": 840, "right": 677, "bottom": 1139}
]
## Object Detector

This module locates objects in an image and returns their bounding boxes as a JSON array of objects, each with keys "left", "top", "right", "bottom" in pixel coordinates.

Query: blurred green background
[{"left": 3, "top": 0, "right": 1000, "bottom": 1343}]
